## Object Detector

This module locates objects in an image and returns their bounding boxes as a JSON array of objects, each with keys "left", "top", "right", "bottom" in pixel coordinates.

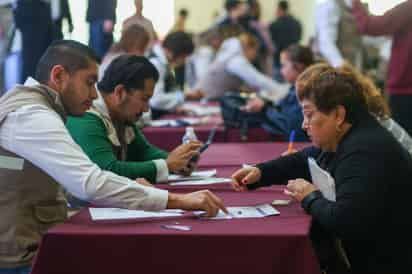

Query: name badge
[{"left": 0, "top": 155, "right": 24, "bottom": 171}]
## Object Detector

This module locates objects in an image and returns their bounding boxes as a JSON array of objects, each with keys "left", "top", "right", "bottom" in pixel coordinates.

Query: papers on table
[
  {"left": 181, "top": 103, "right": 221, "bottom": 116},
  {"left": 195, "top": 204, "right": 279, "bottom": 220},
  {"left": 166, "top": 169, "right": 230, "bottom": 186},
  {"left": 89, "top": 208, "right": 184, "bottom": 221},
  {"left": 308, "top": 157, "right": 336, "bottom": 201},
  {"left": 170, "top": 178, "right": 232, "bottom": 186},
  {"left": 149, "top": 118, "right": 201, "bottom": 127},
  {"left": 168, "top": 169, "right": 217, "bottom": 182}
]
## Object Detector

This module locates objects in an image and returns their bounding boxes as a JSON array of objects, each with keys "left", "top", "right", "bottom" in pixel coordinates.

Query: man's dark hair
[
  {"left": 278, "top": 0, "right": 289, "bottom": 12},
  {"left": 225, "top": 0, "right": 242, "bottom": 12},
  {"left": 163, "top": 31, "right": 194, "bottom": 58},
  {"left": 97, "top": 55, "right": 159, "bottom": 94},
  {"left": 179, "top": 8, "right": 188, "bottom": 17},
  {"left": 35, "top": 40, "right": 99, "bottom": 84}
]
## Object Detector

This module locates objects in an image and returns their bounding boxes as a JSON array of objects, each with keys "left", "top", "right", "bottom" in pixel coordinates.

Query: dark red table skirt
[
  {"left": 142, "top": 114, "right": 281, "bottom": 151},
  {"left": 31, "top": 187, "right": 321, "bottom": 274}
]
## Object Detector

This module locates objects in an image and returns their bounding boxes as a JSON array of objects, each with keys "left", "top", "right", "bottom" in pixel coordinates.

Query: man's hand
[
  {"left": 185, "top": 90, "right": 204, "bottom": 101},
  {"left": 136, "top": 178, "right": 153, "bottom": 187},
  {"left": 166, "top": 141, "right": 202, "bottom": 172},
  {"left": 167, "top": 190, "right": 228, "bottom": 217},
  {"left": 103, "top": 20, "right": 114, "bottom": 33},
  {"left": 177, "top": 159, "right": 198, "bottom": 176},
  {"left": 231, "top": 166, "right": 262, "bottom": 192},
  {"left": 241, "top": 98, "right": 266, "bottom": 113}
]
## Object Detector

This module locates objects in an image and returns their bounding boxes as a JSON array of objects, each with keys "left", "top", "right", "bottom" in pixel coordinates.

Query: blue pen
[{"left": 287, "top": 130, "right": 296, "bottom": 153}]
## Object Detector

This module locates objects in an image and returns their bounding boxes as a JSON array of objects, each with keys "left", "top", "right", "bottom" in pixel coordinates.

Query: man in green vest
[
  {"left": 0, "top": 40, "right": 226, "bottom": 274},
  {"left": 67, "top": 54, "right": 201, "bottom": 184}
]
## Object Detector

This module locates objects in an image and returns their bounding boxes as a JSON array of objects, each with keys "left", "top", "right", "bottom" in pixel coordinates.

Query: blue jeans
[
  {"left": 0, "top": 266, "right": 31, "bottom": 274},
  {"left": 88, "top": 20, "right": 113, "bottom": 60}
]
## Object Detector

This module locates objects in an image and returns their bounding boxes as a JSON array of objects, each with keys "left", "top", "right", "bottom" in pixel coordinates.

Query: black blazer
[
  {"left": 253, "top": 113, "right": 412, "bottom": 273},
  {"left": 86, "top": 0, "right": 117, "bottom": 23}
]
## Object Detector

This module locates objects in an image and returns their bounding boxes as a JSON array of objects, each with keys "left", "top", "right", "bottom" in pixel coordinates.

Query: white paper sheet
[
  {"left": 89, "top": 208, "right": 184, "bottom": 221},
  {"left": 181, "top": 103, "right": 221, "bottom": 116},
  {"left": 169, "top": 177, "right": 232, "bottom": 186},
  {"left": 308, "top": 157, "right": 336, "bottom": 201},
  {"left": 167, "top": 169, "right": 217, "bottom": 182},
  {"left": 194, "top": 204, "right": 280, "bottom": 220},
  {"left": 149, "top": 118, "right": 201, "bottom": 127}
]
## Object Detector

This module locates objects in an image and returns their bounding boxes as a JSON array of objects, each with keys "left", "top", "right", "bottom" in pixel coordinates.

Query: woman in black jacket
[{"left": 231, "top": 65, "right": 412, "bottom": 274}]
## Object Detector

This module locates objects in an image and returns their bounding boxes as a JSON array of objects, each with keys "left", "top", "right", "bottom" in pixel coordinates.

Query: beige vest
[
  {"left": 0, "top": 85, "right": 68, "bottom": 268},
  {"left": 194, "top": 54, "right": 243, "bottom": 100},
  {"left": 336, "top": 0, "right": 363, "bottom": 68}
]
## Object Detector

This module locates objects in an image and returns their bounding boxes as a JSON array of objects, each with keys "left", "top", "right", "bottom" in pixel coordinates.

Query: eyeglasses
[{"left": 302, "top": 109, "right": 320, "bottom": 127}]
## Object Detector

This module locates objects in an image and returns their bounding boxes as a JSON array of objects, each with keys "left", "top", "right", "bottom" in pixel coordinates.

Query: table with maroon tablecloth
[
  {"left": 31, "top": 143, "right": 319, "bottom": 274},
  {"left": 31, "top": 188, "right": 320, "bottom": 274},
  {"left": 142, "top": 113, "right": 281, "bottom": 151}
]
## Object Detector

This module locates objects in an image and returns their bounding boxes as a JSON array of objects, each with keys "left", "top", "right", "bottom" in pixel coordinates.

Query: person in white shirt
[
  {"left": 314, "top": 0, "right": 363, "bottom": 68},
  {"left": 149, "top": 32, "right": 202, "bottom": 118},
  {"left": 0, "top": 40, "right": 226, "bottom": 273},
  {"left": 193, "top": 33, "right": 289, "bottom": 102}
]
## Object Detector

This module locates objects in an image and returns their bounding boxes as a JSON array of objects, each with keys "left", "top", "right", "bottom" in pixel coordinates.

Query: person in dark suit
[
  {"left": 51, "top": 0, "right": 73, "bottom": 41},
  {"left": 269, "top": 1, "right": 302, "bottom": 81},
  {"left": 86, "top": 0, "right": 117, "bottom": 60},
  {"left": 231, "top": 65, "right": 412, "bottom": 274},
  {"left": 13, "top": 0, "right": 54, "bottom": 82}
]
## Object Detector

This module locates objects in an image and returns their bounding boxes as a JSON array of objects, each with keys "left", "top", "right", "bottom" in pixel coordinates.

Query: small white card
[
  {"left": 194, "top": 204, "right": 280, "bottom": 220},
  {"left": 170, "top": 177, "right": 232, "bottom": 186},
  {"left": 89, "top": 208, "right": 184, "bottom": 221},
  {"left": 308, "top": 157, "right": 336, "bottom": 201},
  {"left": 167, "top": 169, "right": 217, "bottom": 182}
]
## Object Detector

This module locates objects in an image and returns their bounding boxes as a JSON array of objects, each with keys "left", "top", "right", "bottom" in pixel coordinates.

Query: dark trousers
[
  {"left": 88, "top": 20, "right": 113, "bottom": 61},
  {"left": 390, "top": 94, "right": 412, "bottom": 135},
  {"left": 14, "top": 0, "right": 53, "bottom": 82},
  {"left": 20, "top": 25, "right": 52, "bottom": 82}
]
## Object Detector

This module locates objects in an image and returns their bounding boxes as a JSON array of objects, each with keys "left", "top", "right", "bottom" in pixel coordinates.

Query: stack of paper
[
  {"left": 308, "top": 157, "right": 336, "bottom": 201},
  {"left": 149, "top": 118, "right": 201, "bottom": 127},
  {"left": 89, "top": 208, "right": 184, "bottom": 221},
  {"left": 167, "top": 169, "right": 217, "bottom": 182},
  {"left": 170, "top": 178, "right": 232, "bottom": 186},
  {"left": 194, "top": 204, "right": 280, "bottom": 220},
  {"left": 181, "top": 103, "right": 221, "bottom": 116}
]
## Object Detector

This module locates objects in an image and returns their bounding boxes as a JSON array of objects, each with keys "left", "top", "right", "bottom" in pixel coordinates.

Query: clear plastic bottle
[{"left": 182, "top": 127, "right": 198, "bottom": 144}]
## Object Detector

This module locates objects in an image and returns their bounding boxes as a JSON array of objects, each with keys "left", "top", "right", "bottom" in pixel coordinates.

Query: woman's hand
[
  {"left": 231, "top": 166, "right": 262, "bottom": 192},
  {"left": 284, "top": 179, "right": 317, "bottom": 202}
]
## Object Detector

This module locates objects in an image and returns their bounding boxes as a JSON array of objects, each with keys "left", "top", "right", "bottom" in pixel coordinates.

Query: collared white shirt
[
  {"left": 149, "top": 43, "right": 185, "bottom": 111},
  {"left": 315, "top": 0, "right": 345, "bottom": 67},
  {"left": 90, "top": 90, "right": 169, "bottom": 182},
  {"left": 216, "top": 38, "right": 289, "bottom": 103},
  {"left": 0, "top": 78, "right": 168, "bottom": 211}
]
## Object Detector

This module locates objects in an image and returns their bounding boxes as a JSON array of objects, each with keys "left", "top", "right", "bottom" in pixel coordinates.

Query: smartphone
[{"left": 189, "top": 127, "right": 217, "bottom": 163}]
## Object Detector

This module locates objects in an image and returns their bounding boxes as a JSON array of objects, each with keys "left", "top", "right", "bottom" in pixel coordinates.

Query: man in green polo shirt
[{"left": 67, "top": 55, "right": 200, "bottom": 183}]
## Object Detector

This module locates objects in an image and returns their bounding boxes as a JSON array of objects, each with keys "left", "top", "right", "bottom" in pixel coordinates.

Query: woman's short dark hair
[
  {"left": 282, "top": 44, "right": 314, "bottom": 68},
  {"left": 163, "top": 31, "right": 194, "bottom": 58},
  {"left": 296, "top": 64, "right": 369, "bottom": 124},
  {"left": 35, "top": 40, "right": 99, "bottom": 84},
  {"left": 97, "top": 55, "right": 159, "bottom": 94}
]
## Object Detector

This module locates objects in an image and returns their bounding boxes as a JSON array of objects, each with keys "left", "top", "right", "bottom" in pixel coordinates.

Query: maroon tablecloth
[
  {"left": 31, "top": 188, "right": 321, "bottom": 274},
  {"left": 143, "top": 114, "right": 280, "bottom": 151},
  {"left": 198, "top": 142, "right": 310, "bottom": 167}
]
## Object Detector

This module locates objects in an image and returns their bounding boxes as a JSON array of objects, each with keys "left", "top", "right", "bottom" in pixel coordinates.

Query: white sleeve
[
  {"left": 226, "top": 56, "right": 288, "bottom": 103},
  {"left": 316, "top": 2, "right": 344, "bottom": 67},
  {"left": 149, "top": 58, "right": 184, "bottom": 111},
  {"left": 153, "top": 159, "right": 169, "bottom": 182},
  {"left": 0, "top": 105, "right": 168, "bottom": 211}
]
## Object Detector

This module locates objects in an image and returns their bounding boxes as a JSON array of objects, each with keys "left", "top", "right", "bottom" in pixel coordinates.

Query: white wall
[
  {"left": 174, "top": 0, "right": 316, "bottom": 44},
  {"left": 67, "top": 0, "right": 404, "bottom": 45}
]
